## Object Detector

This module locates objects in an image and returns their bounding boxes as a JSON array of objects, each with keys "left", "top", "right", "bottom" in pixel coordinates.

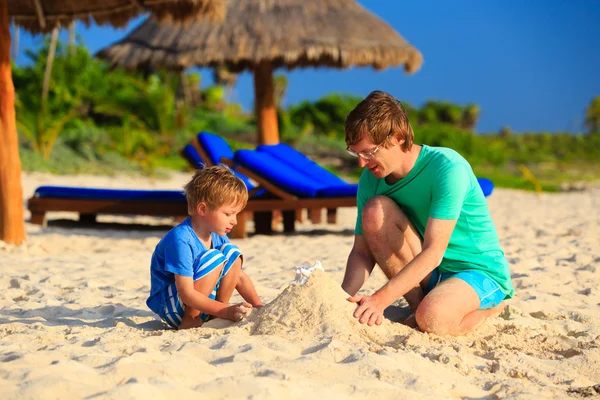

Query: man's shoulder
[{"left": 424, "top": 146, "right": 470, "bottom": 169}]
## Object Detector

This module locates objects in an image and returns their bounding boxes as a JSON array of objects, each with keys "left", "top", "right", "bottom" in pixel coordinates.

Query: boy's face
[{"left": 199, "top": 201, "right": 245, "bottom": 236}]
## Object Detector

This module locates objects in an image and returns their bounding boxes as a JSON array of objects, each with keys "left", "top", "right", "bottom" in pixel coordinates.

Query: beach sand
[{"left": 1, "top": 172, "right": 599, "bottom": 399}]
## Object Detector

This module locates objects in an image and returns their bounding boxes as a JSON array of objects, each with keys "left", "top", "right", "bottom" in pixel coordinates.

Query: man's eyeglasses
[{"left": 346, "top": 134, "right": 392, "bottom": 160}]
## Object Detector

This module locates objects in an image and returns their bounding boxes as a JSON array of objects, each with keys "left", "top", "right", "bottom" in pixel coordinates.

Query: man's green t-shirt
[{"left": 355, "top": 145, "right": 514, "bottom": 299}]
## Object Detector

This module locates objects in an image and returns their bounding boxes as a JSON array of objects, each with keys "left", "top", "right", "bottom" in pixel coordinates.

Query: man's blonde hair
[
  {"left": 344, "top": 90, "right": 414, "bottom": 152},
  {"left": 184, "top": 165, "right": 248, "bottom": 212}
]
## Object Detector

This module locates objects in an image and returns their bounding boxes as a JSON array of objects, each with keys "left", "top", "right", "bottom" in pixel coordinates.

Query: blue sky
[{"left": 11, "top": 0, "right": 600, "bottom": 133}]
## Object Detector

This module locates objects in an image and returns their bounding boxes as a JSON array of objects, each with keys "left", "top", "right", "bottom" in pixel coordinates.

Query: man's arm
[
  {"left": 341, "top": 235, "right": 376, "bottom": 296},
  {"left": 350, "top": 217, "right": 457, "bottom": 326},
  {"left": 236, "top": 270, "right": 263, "bottom": 308}
]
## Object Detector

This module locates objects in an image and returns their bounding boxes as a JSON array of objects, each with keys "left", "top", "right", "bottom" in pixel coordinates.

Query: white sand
[{"left": 1, "top": 172, "right": 599, "bottom": 399}]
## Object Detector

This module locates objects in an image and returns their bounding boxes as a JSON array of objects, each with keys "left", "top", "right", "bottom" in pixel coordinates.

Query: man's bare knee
[
  {"left": 362, "top": 196, "right": 408, "bottom": 234},
  {"left": 415, "top": 298, "right": 450, "bottom": 336}
]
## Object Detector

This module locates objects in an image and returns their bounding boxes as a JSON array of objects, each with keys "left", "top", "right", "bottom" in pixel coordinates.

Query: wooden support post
[
  {"left": 30, "top": 212, "right": 46, "bottom": 226},
  {"left": 229, "top": 211, "right": 248, "bottom": 239},
  {"left": 309, "top": 208, "right": 322, "bottom": 224},
  {"left": 0, "top": 0, "right": 26, "bottom": 245},
  {"left": 253, "top": 211, "right": 273, "bottom": 235},
  {"left": 282, "top": 210, "right": 296, "bottom": 233},
  {"left": 327, "top": 208, "right": 337, "bottom": 224},
  {"left": 253, "top": 61, "right": 279, "bottom": 145}
]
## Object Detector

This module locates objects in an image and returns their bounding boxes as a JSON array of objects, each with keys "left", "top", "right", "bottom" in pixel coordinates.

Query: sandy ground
[{"left": 1, "top": 171, "right": 599, "bottom": 399}]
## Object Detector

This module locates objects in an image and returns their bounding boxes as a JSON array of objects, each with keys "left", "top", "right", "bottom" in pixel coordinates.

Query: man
[{"left": 342, "top": 90, "right": 513, "bottom": 336}]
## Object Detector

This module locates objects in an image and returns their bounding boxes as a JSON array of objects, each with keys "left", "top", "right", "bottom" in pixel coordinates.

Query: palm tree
[
  {"left": 95, "top": 72, "right": 188, "bottom": 157},
  {"left": 461, "top": 104, "right": 480, "bottom": 131},
  {"left": 585, "top": 96, "right": 600, "bottom": 133},
  {"left": 16, "top": 103, "right": 79, "bottom": 160},
  {"left": 41, "top": 25, "right": 59, "bottom": 108},
  {"left": 68, "top": 21, "right": 75, "bottom": 54},
  {"left": 11, "top": 18, "right": 18, "bottom": 60}
]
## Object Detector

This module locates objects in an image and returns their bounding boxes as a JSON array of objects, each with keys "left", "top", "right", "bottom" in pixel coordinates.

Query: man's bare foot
[{"left": 400, "top": 313, "right": 419, "bottom": 329}]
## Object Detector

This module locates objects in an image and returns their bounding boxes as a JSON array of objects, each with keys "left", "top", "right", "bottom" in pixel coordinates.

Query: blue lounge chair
[
  {"left": 232, "top": 149, "right": 356, "bottom": 199},
  {"left": 27, "top": 184, "right": 308, "bottom": 238},
  {"left": 256, "top": 142, "right": 494, "bottom": 198},
  {"left": 181, "top": 138, "right": 260, "bottom": 195},
  {"left": 185, "top": 137, "right": 493, "bottom": 198},
  {"left": 28, "top": 186, "right": 189, "bottom": 226},
  {"left": 256, "top": 143, "right": 358, "bottom": 197},
  {"left": 189, "top": 132, "right": 358, "bottom": 224},
  {"left": 477, "top": 177, "right": 494, "bottom": 197}
]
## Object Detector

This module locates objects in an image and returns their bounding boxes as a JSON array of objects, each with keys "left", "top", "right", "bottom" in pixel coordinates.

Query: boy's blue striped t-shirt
[
  {"left": 355, "top": 145, "right": 514, "bottom": 299},
  {"left": 146, "top": 217, "right": 230, "bottom": 316}
]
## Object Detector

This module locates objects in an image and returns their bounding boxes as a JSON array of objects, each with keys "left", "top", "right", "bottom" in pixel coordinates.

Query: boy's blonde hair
[
  {"left": 344, "top": 90, "right": 414, "bottom": 152},
  {"left": 184, "top": 165, "right": 248, "bottom": 212}
]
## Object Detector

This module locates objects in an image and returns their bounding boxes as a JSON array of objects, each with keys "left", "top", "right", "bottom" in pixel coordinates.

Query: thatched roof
[
  {"left": 97, "top": 0, "right": 423, "bottom": 74},
  {"left": 8, "top": 0, "right": 224, "bottom": 34}
]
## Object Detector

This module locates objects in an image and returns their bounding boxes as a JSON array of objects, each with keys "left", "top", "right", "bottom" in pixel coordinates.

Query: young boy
[{"left": 146, "top": 165, "right": 262, "bottom": 329}]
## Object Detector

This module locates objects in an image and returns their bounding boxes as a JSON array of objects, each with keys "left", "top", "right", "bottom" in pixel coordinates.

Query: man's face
[{"left": 347, "top": 136, "right": 396, "bottom": 178}]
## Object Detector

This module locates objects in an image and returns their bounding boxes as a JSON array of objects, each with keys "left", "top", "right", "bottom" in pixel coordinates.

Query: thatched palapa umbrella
[
  {"left": 97, "top": 0, "right": 423, "bottom": 146},
  {"left": 1, "top": 0, "right": 224, "bottom": 245}
]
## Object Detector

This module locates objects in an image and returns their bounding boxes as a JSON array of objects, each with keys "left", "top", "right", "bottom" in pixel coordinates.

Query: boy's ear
[{"left": 196, "top": 202, "right": 208, "bottom": 216}]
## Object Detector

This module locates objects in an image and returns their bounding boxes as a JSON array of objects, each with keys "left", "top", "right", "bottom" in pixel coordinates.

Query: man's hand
[{"left": 348, "top": 295, "right": 385, "bottom": 326}]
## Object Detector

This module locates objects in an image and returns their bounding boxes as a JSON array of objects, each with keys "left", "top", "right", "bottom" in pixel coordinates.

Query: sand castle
[{"left": 242, "top": 263, "right": 403, "bottom": 349}]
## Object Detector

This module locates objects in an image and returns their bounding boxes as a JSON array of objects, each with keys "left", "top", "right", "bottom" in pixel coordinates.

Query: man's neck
[{"left": 385, "top": 144, "right": 422, "bottom": 185}]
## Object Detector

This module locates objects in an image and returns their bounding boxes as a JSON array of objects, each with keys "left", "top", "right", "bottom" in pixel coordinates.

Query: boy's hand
[{"left": 223, "top": 302, "right": 252, "bottom": 321}]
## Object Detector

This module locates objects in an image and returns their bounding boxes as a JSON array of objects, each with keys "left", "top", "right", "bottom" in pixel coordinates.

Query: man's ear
[
  {"left": 196, "top": 202, "right": 208, "bottom": 216},
  {"left": 390, "top": 135, "right": 405, "bottom": 147}
]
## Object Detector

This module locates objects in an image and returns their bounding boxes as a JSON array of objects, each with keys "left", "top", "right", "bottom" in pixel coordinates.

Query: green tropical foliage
[
  {"left": 585, "top": 96, "right": 600, "bottom": 133},
  {"left": 12, "top": 39, "right": 600, "bottom": 191}
]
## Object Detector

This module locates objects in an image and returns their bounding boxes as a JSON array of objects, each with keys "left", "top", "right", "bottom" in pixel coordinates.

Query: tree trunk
[
  {"left": 180, "top": 70, "right": 192, "bottom": 106},
  {"left": 0, "top": 0, "right": 26, "bottom": 245},
  {"left": 42, "top": 25, "right": 59, "bottom": 108},
  {"left": 68, "top": 21, "right": 75, "bottom": 54},
  {"left": 253, "top": 61, "right": 279, "bottom": 145},
  {"left": 11, "top": 18, "right": 18, "bottom": 60}
]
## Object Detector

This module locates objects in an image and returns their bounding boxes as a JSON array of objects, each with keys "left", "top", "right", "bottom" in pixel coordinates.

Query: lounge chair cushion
[
  {"left": 317, "top": 183, "right": 359, "bottom": 197},
  {"left": 33, "top": 186, "right": 186, "bottom": 202},
  {"left": 198, "top": 131, "right": 235, "bottom": 165},
  {"left": 181, "top": 144, "right": 204, "bottom": 168},
  {"left": 256, "top": 143, "right": 358, "bottom": 197},
  {"left": 184, "top": 138, "right": 258, "bottom": 192},
  {"left": 256, "top": 143, "right": 348, "bottom": 187},
  {"left": 477, "top": 178, "right": 494, "bottom": 197},
  {"left": 234, "top": 150, "right": 323, "bottom": 197}
]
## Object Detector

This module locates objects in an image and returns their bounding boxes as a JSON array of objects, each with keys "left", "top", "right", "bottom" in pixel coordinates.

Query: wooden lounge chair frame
[{"left": 27, "top": 189, "right": 355, "bottom": 238}]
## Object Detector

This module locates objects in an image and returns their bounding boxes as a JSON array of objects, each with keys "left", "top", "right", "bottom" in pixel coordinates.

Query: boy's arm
[
  {"left": 175, "top": 275, "right": 250, "bottom": 320},
  {"left": 342, "top": 235, "right": 376, "bottom": 296},
  {"left": 236, "top": 270, "right": 263, "bottom": 308}
]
